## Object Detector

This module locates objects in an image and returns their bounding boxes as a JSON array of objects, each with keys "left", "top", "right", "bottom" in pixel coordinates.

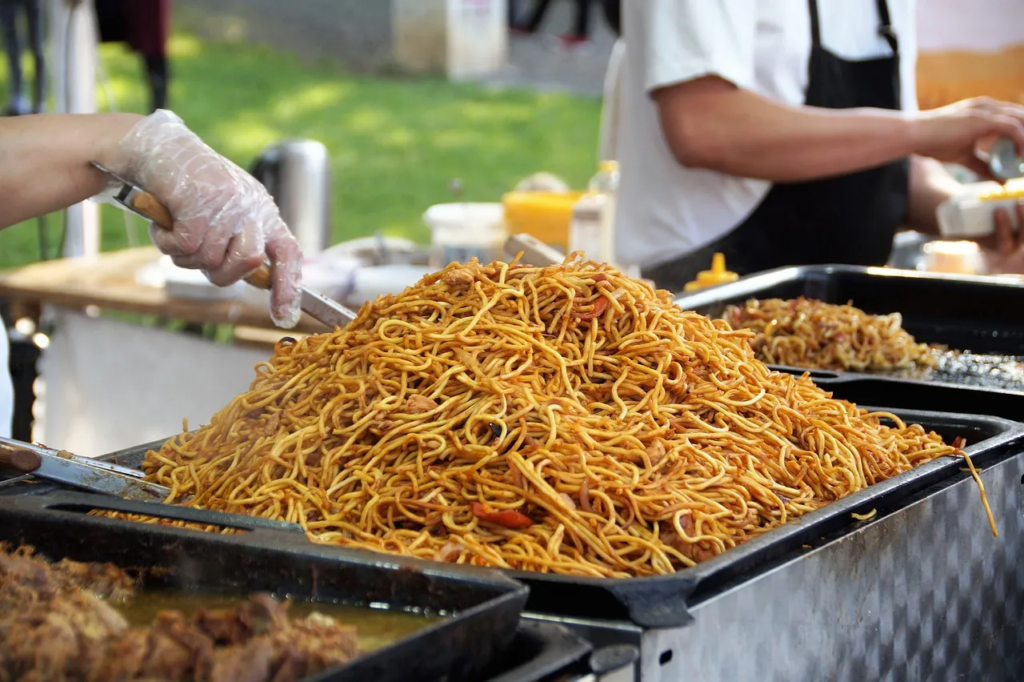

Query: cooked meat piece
[
  {"left": 441, "top": 268, "right": 474, "bottom": 289},
  {"left": 0, "top": 544, "right": 139, "bottom": 605},
  {"left": 274, "top": 612, "right": 359, "bottom": 667},
  {"left": 405, "top": 394, "right": 439, "bottom": 414},
  {"left": 645, "top": 440, "right": 667, "bottom": 467},
  {"left": 0, "top": 546, "right": 361, "bottom": 682},
  {"left": 51, "top": 557, "right": 139, "bottom": 600},
  {"left": 88, "top": 630, "right": 149, "bottom": 681},
  {"left": 263, "top": 411, "right": 282, "bottom": 437},
  {"left": 0, "top": 589, "right": 128, "bottom": 681},
  {"left": 138, "top": 629, "right": 196, "bottom": 680},
  {"left": 210, "top": 640, "right": 273, "bottom": 682},
  {"left": 195, "top": 593, "right": 290, "bottom": 645}
]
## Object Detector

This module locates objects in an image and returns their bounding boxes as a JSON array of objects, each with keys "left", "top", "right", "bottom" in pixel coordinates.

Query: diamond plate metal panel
[{"left": 641, "top": 451, "right": 1024, "bottom": 682}]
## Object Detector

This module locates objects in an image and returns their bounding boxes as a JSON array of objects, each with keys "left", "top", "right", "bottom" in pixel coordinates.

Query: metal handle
[
  {"left": 768, "top": 365, "right": 846, "bottom": 383},
  {"left": 124, "top": 186, "right": 276, "bottom": 293},
  {"left": 128, "top": 189, "right": 174, "bottom": 230},
  {"left": 13, "top": 490, "right": 307, "bottom": 536},
  {"left": 505, "top": 233, "right": 565, "bottom": 267},
  {"left": 0, "top": 438, "right": 42, "bottom": 473},
  {"left": 604, "top": 581, "right": 696, "bottom": 628}
]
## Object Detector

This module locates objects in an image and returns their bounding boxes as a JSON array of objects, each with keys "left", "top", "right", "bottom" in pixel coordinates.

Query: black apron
[{"left": 643, "top": 0, "right": 910, "bottom": 291}]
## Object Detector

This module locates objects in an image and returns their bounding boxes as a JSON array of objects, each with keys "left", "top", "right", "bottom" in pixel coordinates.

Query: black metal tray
[
  {"left": 771, "top": 364, "right": 1024, "bottom": 423},
  {"left": 673, "top": 264, "right": 1024, "bottom": 354},
  {"left": 0, "top": 492, "right": 528, "bottom": 682},
  {"left": 3, "top": 407, "right": 1021, "bottom": 632},
  {"left": 671, "top": 264, "right": 1024, "bottom": 418}
]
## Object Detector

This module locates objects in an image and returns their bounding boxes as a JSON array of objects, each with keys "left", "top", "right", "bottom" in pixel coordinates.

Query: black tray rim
[
  {"left": 671, "top": 263, "right": 1024, "bottom": 396},
  {"left": 672, "top": 263, "right": 1024, "bottom": 311},
  {"left": 768, "top": 363, "right": 1024, "bottom": 398},
  {"left": 3, "top": 405, "right": 1020, "bottom": 630}
]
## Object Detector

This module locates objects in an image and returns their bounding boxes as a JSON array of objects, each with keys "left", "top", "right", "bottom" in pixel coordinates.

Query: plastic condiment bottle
[
  {"left": 988, "top": 137, "right": 1024, "bottom": 183},
  {"left": 592, "top": 160, "right": 619, "bottom": 264},
  {"left": 683, "top": 253, "right": 739, "bottom": 292},
  {"left": 569, "top": 160, "right": 619, "bottom": 263}
]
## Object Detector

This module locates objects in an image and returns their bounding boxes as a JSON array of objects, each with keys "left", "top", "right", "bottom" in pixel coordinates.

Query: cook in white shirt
[
  {"left": 0, "top": 110, "right": 304, "bottom": 436},
  {"left": 614, "top": 0, "right": 1024, "bottom": 291}
]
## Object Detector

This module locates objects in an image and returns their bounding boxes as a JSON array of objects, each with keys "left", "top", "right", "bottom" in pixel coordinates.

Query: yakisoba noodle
[
  {"left": 135, "top": 257, "right": 987, "bottom": 578},
  {"left": 723, "top": 297, "right": 936, "bottom": 372}
]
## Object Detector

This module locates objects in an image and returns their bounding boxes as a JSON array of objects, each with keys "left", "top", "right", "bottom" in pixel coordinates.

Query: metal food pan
[
  {"left": 2, "top": 408, "right": 1020, "bottom": 631},
  {"left": 671, "top": 264, "right": 1024, "bottom": 417},
  {"left": 0, "top": 492, "right": 528, "bottom": 682},
  {"left": 672, "top": 264, "right": 1024, "bottom": 356}
]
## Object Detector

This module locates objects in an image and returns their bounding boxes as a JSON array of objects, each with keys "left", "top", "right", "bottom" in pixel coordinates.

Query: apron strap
[
  {"left": 808, "top": 0, "right": 822, "bottom": 47},
  {"left": 808, "top": 0, "right": 899, "bottom": 55},
  {"left": 875, "top": 0, "right": 899, "bottom": 54}
]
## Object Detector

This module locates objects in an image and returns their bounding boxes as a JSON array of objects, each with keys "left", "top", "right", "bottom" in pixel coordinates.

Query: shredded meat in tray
[{"left": 0, "top": 544, "right": 359, "bottom": 682}]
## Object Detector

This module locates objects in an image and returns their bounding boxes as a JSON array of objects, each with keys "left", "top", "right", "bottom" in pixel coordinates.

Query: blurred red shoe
[{"left": 558, "top": 34, "right": 590, "bottom": 50}]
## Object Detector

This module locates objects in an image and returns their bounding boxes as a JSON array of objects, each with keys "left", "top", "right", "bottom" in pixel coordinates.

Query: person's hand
[
  {"left": 912, "top": 97, "right": 1024, "bottom": 179},
  {"left": 103, "top": 110, "right": 302, "bottom": 328},
  {"left": 976, "top": 199, "right": 1024, "bottom": 275}
]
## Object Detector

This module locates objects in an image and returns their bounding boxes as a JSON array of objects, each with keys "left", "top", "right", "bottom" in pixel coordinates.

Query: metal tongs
[
  {"left": 0, "top": 437, "right": 171, "bottom": 503},
  {"left": 92, "top": 162, "right": 358, "bottom": 329},
  {"left": 504, "top": 233, "right": 565, "bottom": 266}
]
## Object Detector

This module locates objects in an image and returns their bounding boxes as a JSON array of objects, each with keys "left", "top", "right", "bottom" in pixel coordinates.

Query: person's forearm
[
  {"left": 905, "top": 155, "right": 962, "bottom": 235},
  {"left": 655, "top": 81, "right": 918, "bottom": 182},
  {"left": 0, "top": 112, "right": 142, "bottom": 229}
]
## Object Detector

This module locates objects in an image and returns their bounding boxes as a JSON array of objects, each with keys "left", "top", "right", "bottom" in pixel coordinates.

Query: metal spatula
[
  {"left": 0, "top": 437, "right": 171, "bottom": 503},
  {"left": 92, "top": 162, "right": 358, "bottom": 329}
]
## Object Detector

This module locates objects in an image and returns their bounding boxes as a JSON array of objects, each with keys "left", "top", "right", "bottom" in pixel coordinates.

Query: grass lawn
[{"left": 0, "top": 32, "right": 601, "bottom": 269}]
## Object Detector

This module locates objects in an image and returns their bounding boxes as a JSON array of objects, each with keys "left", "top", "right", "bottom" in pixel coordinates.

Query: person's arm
[
  {"left": 0, "top": 113, "right": 142, "bottom": 228},
  {"left": 904, "top": 155, "right": 963, "bottom": 235},
  {"left": 653, "top": 79, "right": 1024, "bottom": 183},
  {"left": 0, "top": 111, "right": 303, "bottom": 328}
]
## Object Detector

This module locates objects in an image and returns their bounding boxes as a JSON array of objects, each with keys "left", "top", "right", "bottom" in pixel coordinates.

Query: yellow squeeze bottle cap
[{"left": 683, "top": 252, "right": 738, "bottom": 292}]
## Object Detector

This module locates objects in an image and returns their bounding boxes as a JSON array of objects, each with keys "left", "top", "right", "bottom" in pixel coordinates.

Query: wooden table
[
  {"left": 0, "top": 247, "right": 325, "bottom": 345},
  {"left": 0, "top": 248, "right": 327, "bottom": 454}
]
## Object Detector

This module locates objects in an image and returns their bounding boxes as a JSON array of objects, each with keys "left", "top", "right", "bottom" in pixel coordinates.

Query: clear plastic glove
[{"left": 107, "top": 110, "right": 302, "bottom": 328}]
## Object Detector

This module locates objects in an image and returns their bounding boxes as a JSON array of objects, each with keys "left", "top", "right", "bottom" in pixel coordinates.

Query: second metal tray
[
  {"left": 0, "top": 493, "right": 528, "bottom": 682},
  {"left": 672, "top": 264, "right": 1024, "bottom": 418},
  {"left": 672, "top": 264, "right": 1024, "bottom": 356}
]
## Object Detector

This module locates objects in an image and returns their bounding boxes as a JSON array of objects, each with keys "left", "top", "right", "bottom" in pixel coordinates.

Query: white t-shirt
[{"left": 614, "top": 0, "right": 920, "bottom": 269}]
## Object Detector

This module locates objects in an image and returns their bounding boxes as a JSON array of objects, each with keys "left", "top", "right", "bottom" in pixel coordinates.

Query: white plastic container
[
  {"left": 921, "top": 241, "right": 987, "bottom": 276},
  {"left": 136, "top": 255, "right": 245, "bottom": 302},
  {"left": 423, "top": 202, "right": 507, "bottom": 269},
  {"left": 568, "top": 192, "right": 606, "bottom": 260},
  {"left": 568, "top": 160, "right": 620, "bottom": 264},
  {"left": 352, "top": 265, "right": 431, "bottom": 304},
  {"left": 936, "top": 180, "right": 1023, "bottom": 238},
  {"left": 591, "top": 160, "right": 619, "bottom": 265}
]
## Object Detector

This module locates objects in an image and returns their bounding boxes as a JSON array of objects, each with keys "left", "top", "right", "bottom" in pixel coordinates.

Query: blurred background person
[
  {"left": 95, "top": 0, "right": 171, "bottom": 112},
  {"left": 512, "top": 0, "right": 594, "bottom": 49},
  {"left": 0, "top": 0, "right": 45, "bottom": 115}
]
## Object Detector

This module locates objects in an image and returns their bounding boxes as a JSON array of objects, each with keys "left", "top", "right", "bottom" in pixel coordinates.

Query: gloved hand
[{"left": 108, "top": 110, "right": 302, "bottom": 328}]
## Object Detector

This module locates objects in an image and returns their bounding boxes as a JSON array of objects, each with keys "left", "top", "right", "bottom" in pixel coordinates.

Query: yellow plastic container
[
  {"left": 683, "top": 253, "right": 739, "bottom": 292},
  {"left": 977, "top": 177, "right": 1024, "bottom": 201},
  {"left": 502, "top": 191, "right": 584, "bottom": 250}
]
